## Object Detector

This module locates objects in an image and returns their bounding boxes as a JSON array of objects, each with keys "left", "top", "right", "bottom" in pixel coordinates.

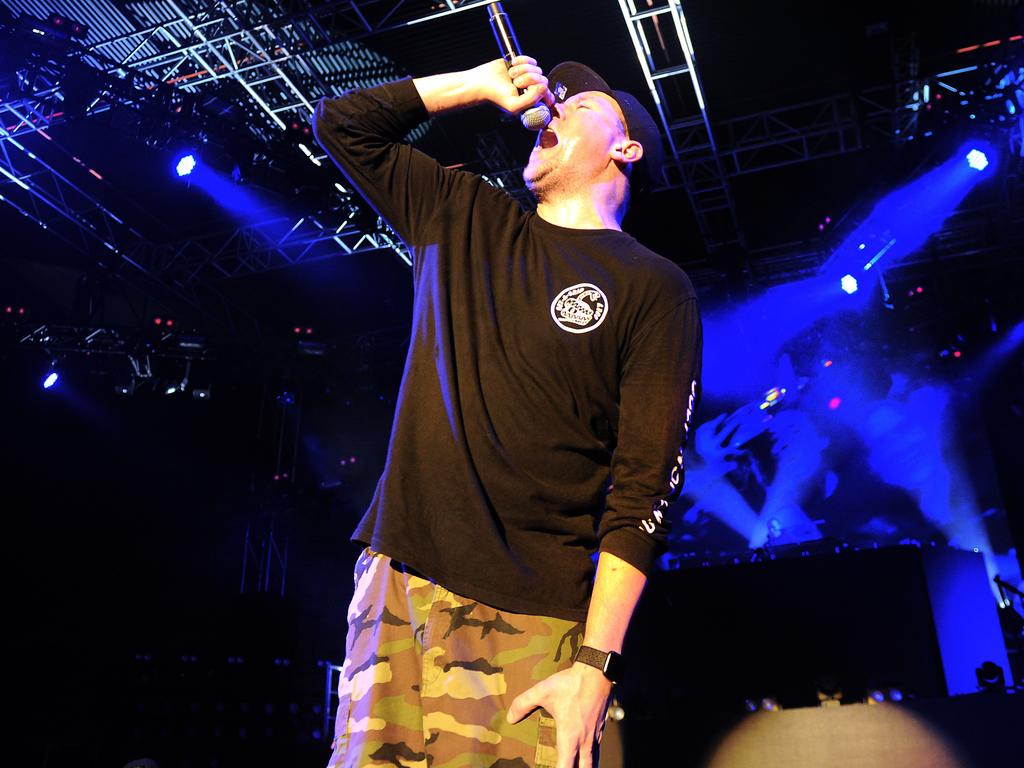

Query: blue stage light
[
  {"left": 841, "top": 274, "right": 858, "bottom": 294},
  {"left": 176, "top": 154, "right": 197, "bottom": 177},
  {"left": 42, "top": 371, "right": 59, "bottom": 389},
  {"left": 966, "top": 149, "right": 988, "bottom": 171}
]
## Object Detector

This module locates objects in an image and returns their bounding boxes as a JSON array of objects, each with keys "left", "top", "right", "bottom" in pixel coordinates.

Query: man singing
[{"left": 314, "top": 54, "right": 702, "bottom": 768}]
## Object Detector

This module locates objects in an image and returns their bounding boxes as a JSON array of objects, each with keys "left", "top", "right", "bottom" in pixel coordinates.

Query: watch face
[{"left": 604, "top": 651, "right": 625, "bottom": 683}]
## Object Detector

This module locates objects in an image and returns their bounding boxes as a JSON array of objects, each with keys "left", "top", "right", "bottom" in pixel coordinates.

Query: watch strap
[{"left": 573, "top": 645, "right": 623, "bottom": 683}]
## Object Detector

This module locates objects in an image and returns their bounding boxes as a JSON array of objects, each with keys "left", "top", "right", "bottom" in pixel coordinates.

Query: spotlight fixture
[
  {"left": 840, "top": 274, "right": 859, "bottom": 294},
  {"left": 976, "top": 660, "right": 1005, "bottom": 691},
  {"left": 42, "top": 370, "right": 59, "bottom": 389},
  {"left": 46, "top": 13, "right": 89, "bottom": 40},
  {"left": 965, "top": 149, "right": 989, "bottom": 171},
  {"left": 175, "top": 153, "right": 197, "bottom": 177}
]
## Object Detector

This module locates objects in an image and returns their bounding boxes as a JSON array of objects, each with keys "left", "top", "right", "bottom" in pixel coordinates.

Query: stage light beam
[
  {"left": 42, "top": 371, "right": 59, "bottom": 389},
  {"left": 841, "top": 274, "right": 858, "bottom": 294}
]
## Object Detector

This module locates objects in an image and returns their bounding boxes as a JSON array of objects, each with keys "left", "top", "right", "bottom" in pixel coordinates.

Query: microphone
[{"left": 486, "top": 2, "right": 550, "bottom": 131}]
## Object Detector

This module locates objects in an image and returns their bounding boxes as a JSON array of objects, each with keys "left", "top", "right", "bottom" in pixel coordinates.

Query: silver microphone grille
[{"left": 521, "top": 104, "right": 551, "bottom": 132}]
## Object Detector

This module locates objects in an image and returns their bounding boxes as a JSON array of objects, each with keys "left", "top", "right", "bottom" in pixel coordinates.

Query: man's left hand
[{"left": 507, "top": 662, "right": 612, "bottom": 768}]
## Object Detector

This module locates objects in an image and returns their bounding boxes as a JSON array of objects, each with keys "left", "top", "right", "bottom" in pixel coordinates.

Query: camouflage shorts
[{"left": 327, "top": 548, "right": 586, "bottom": 768}]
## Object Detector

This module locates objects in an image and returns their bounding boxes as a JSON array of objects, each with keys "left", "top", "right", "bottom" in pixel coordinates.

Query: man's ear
[{"left": 612, "top": 138, "right": 644, "bottom": 166}]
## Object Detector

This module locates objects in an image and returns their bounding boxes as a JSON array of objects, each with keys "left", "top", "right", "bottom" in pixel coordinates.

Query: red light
[
  {"left": 273, "top": 474, "right": 280, "bottom": 481},
  {"left": 4, "top": 306, "right": 11, "bottom": 314},
  {"left": 953, "top": 350, "right": 962, "bottom": 358},
  {"left": 18, "top": 307, "right": 25, "bottom": 315},
  {"left": 349, "top": 456, "right": 356, "bottom": 463},
  {"left": 828, "top": 397, "right": 841, "bottom": 410},
  {"left": 293, "top": 327, "right": 301, "bottom": 334},
  {"left": 305, "top": 327, "right": 313, "bottom": 335},
  {"left": 166, "top": 319, "right": 174, "bottom": 328},
  {"left": 53, "top": 16, "right": 64, "bottom": 25},
  {"left": 823, "top": 359, "right": 833, "bottom": 368},
  {"left": 916, "top": 286, "right": 923, "bottom": 294},
  {"left": 153, "top": 317, "right": 162, "bottom": 325},
  {"left": 825, "top": 216, "right": 831, "bottom": 224}
]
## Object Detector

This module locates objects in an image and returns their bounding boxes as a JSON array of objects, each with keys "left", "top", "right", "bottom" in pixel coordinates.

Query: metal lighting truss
[
  {"left": 19, "top": 322, "right": 214, "bottom": 360},
  {"left": 3, "top": 3, "right": 1018, "bottom": 295},
  {"left": 87, "top": 0, "right": 325, "bottom": 143},
  {"left": 86, "top": 1, "right": 499, "bottom": 155},
  {"left": 616, "top": 1, "right": 1023, "bottom": 257},
  {"left": 705, "top": 80, "right": 932, "bottom": 179},
  {"left": 0, "top": 7, "right": 407, "bottom": 329},
  {"left": 0, "top": 109, "right": 267, "bottom": 338},
  {"left": 616, "top": 0, "right": 742, "bottom": 252},
  {"left": 128, "top": 204, "right": 411, "bottom": 286},
  {"left": 2, "top": 1, "right": 484, "bottom": 284}
]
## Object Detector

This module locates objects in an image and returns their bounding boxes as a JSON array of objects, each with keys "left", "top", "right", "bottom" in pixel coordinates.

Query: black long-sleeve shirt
[{"left": 313, "top": 78, "right": 702, "bottom": 621}]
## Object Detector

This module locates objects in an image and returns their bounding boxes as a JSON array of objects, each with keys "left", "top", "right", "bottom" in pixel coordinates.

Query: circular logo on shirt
[{"left": 550, "top": 283, "right": 609, "bottom": 334}]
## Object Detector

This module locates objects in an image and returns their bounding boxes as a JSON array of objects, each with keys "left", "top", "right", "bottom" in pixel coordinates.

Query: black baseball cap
[{"left": 547, "top": 61, "right": 665, "bottom": 191}]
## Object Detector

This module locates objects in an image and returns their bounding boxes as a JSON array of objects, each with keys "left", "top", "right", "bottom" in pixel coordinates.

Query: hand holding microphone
[{"left": 487, "top": 2, "right": 552, "bottom": 130}]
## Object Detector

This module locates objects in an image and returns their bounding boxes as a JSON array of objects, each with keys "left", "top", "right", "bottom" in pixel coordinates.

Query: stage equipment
[
  {"left": 817, "top": 140, "right": 999, "bottom": 297},
  {"left": 0, "top": 9, "right": 408, "bottom": 337},
  {"left": 175, "top": 153, "right": 197, "bottom": 177},
  {"left": 18, "top": 324, "right": 221, "bottom": 402},
  {"left": 616, "top": 0, "right": 736, "bottom": 250},
  {"left": 974, "top": 661, "right": 1005, "bottom": 691},
  {"left": 486, "top": 3, "right": 550, "bottom": 131},
  {"left": 42, "top": 13, "right": 88, "bottom": 42},
  {"left": 966, "top": 148, "right": 989, "bottom": 171},
  {"left": 41, "top": 365, "right": 58, "bottom": 389}
]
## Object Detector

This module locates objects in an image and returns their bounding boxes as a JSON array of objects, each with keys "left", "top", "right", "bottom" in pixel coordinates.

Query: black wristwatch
[{"left": 573, "top": 645, "right": 625, "bottom": 684}]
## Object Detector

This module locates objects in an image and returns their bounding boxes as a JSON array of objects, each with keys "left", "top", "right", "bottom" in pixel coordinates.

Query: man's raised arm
[{"left": 312, "top": 57, "right": 551, "bottom": 248}]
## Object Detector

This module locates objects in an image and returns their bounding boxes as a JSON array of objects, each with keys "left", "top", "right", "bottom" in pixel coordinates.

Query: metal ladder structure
[{"left": 616, "top": 0, "right": 743, "bottom": 253}]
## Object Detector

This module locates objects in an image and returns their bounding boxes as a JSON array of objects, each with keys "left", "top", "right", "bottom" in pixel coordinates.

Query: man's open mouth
[{"left": 538, "top": 128, "right": 558, "bottom": 149}]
